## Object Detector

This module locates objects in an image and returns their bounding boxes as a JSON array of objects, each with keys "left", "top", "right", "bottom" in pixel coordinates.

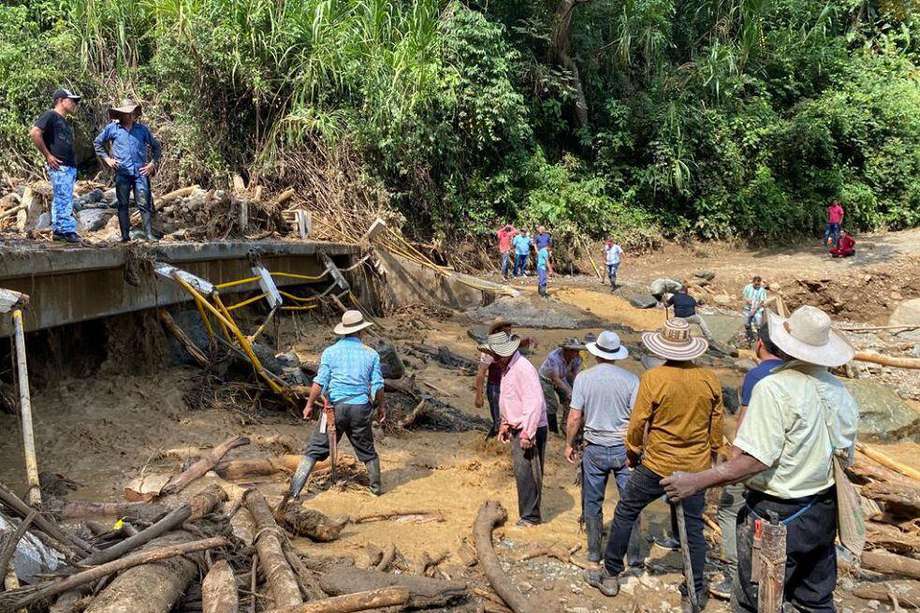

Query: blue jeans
[
  {"left": 582, "top": 443, "right": 642, "bottom": 566},
  {"left": 49, "top": 166, "right": 77, "bottom": 234},
  {"left": 537, "top": 267, "right": 548, "bottom": 295},
  {"left": 486, "top": 381, "right": 501, "bottom": 434},
  {"left": 513, "top": 253, "right": 528, "bottom": 276},
  {"left": 115, "top": 174, "right": 153, "bottom": 239},
  {"left": 606, "top": 262, "right": 620, "bottom": 286},
  {"left": 501, "top": 252, "right": 511, "bottom": 277},
  {"left": 823, "top": 223, "right": 840, "bottom": 247}
]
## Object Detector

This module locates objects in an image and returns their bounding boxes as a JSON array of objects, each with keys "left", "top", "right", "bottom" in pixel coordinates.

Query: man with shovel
[
  {"left": 584, "top": 318, "right": 724, "bottom": 612},
  {"left": 283, "top": 310, "right": 386, "bottom": 503}
]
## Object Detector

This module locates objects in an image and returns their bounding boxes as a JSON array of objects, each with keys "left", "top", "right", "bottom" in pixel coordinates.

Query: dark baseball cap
[{"left": 52, "top": 88, "right": 82, "bottom": 103}]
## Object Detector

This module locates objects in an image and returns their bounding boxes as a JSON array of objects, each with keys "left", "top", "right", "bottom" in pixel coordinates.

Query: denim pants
[
  {"left": 304, "top": 402, "right": 378, "bottom": 463},
  {"left": 823, "top": 223, "right": 840, "bottom": 247},
  {"left": 742, "top": 306, "right": 764, "bottom": 335},
  {"left": 511, "top": 426, "right": 547, "bottom": 523},
  {"left": 115, "top": 174, "right": 152, "bottom": 239},
  {"left": 513, "top": 253, "right": 528, "bottom": 276},
  {"left": 583, "top": 443, "right": 642, "bottom": 566},
  {"left": 605, "top": 464, "right": 707, "bottom": 597},
  {"left": 606, "top": 262, "right": 620, "bottom": 286},
  {"left": 537, "top": 267, "right": 548, "bottom": 294},
  {"left": 49, "top": 166, "right": 77, "bottom": 234},
  {"left": 733, "top": 487, "right": 837, "bottom": 613},
  {"left": 717, "top": 483, "right": 747, "bottom": 572},
  {"left": 486, "top": 381, "right": 501, "bottom": 434},
  {"left": 501, "top": 252, "right": 512, "bottom": 276}
]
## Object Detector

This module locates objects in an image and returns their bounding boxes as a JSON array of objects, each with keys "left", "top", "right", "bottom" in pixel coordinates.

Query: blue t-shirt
[
  {"left": 740, "top": 358, "right": 783, "bottom": 406},
  {"left": 536, "top": 247, "right": 550, "bottom": 270},
  {"left": 535, "top": 232, "right": 552, "bottom": 250},
  {"left": 513, "top": 234, "right": 532, "bottom": 255}
]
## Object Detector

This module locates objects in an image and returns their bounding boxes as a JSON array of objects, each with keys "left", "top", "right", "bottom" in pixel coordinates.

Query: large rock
[
  {"left": 889, "top": 298, "right": 920, "bottom": 327},
  {"left": 372, "top": 340, "right": 405, "bottom": 379},
  {"left": 35, "top": 212, "right": 51, "bottom": 231},
  {"left": 628, "top": 294, "right": 659, "bottom": 309},
  {"left": 843, "top": 380, "right": 920, "bottom": 442},
  {"left": 77, "top": 208, "right": 114, "bottom": 232},
  {"left": 695, "top": 271, "right": 716, "bottom": 281}
]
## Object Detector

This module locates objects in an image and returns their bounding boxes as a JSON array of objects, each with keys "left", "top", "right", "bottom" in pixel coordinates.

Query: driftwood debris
[
  {"left": 855, "top": 351, "right": 920, "bottom": 371},
  {"left": 278, "top": 506, "right": 346, "bottom": 542},
  {"left": 243, "top": 489, "right": 303, "bottom": 609},
  {"left": 318, "top": 566, "right": 468, "bottom": 609},
  {"left": 54, "top": 500, "right": 168, "bottom": 524},
  {"left": 406, "top": 343, "right": 478, "bottom": 373},
  {"left": 473, "top": 501, "right": 534, "bottom": 613},
  {"left": 0, "top": 482, "right": 94, "bottom": 559},
  {"left": 216, "top": 455, "right": 355, "bottom": 481},
  {"left": 867, "top": 522, "right": 920, "bottom": 555},
  {"left": 863, "top": 550, "right": 920, "bottom": 580},
  {"left": 202, "top": 559, "right": 238, "bottom": 613},
  {"left": 862, "top": 482, "right": 920, "bottom": 518},
  {"left": 853, "top": 580, "right": 920, "bottom": 607},
  {"left": 161, "top": 436, "right": 250, "bottom": 496},
  {"left": 350, "top": 509, "right": 444, "bottom": 525},
  {"left": 0, "top": 536, "right": 226, "bottom": 611},
  {"left": 857, "top": 443, "right": 920, "bottom": 482},
  {"left": 263, "top": 586, "right": 410, "bottom": 613},
  {"left": 159, "top": 310, "right": 210, "bottom": 368}
]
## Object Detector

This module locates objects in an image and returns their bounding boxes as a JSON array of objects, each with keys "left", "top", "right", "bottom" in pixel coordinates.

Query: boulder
[
  {"left": 843, "top": 380, "right": 920, "bottom": 442},
  {"left": 713, "top": 295, "right": 732, "bottom": 306},
  {"left": 77, "top": 208, "right": 114, "bottom": 232},
  {"left": 373, "top": 340, "right": 405, "bottom": 379},
  {"left": 889, "top": 298, "right": 920, "bottom": 327},
  {"left": 722, "top": 384, "right": 739, "bottom": 415},
  {"left": 35, "top": 212, "right": 51, "bottom": 231},
  {"left": 74, "top": 188, "right": 104, "bottom": 210},
  {"left": 695, "top": 271, "right": 716, "bottom": 281},
  {"left": 628, "top": 294, "right": 659, "bottom": 309}
]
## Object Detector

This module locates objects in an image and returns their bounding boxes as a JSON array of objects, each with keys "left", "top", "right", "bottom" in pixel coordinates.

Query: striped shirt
[{"left": 313, "top": 337, "right": 384, "bottom": 404}]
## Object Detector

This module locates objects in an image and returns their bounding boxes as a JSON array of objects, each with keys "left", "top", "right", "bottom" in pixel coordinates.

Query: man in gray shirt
[{"left": 565, "top": 331, "right": 643, "bottom": 567}]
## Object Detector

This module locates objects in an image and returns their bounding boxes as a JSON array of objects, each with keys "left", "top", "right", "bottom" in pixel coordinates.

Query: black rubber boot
[
  {"left": 287, "top": 456, "right": 316, "bottom": 501},
  {"left": 117, "top": 206, "right": 131, "bottom": 242},
  {"left": 584, "top": 568, "right": 619, "bottom": 597},
  {"left": 366, "top": 459, "right": 382, "bottom": 496},
  {"left": 585, "top": 515, "right": 604, "bottom": 563},
  {"left": 142, "top": 210, "right": 156, "bottom": 241}
]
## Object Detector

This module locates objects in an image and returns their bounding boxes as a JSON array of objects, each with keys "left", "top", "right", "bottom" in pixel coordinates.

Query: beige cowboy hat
[
  {"left": 767, "top": 305, "right": 854, "bottom": 367},
  {"left": 477, "top": 331, "right": 521, "bottom": 358},
  {"left": 641, "top": 318, "right": 708, "bottom": 361},
  {"left": 108, "top": 98, "right": 142, "bottom": 120},
  {"left": 559, "top": 338, "right": 586, "bottom": 351},
  {"left": 334, "top": 310, "right": 374, "bottom": 335},
  {"left": 587, "top": 330, "right": 629, "bottom": 361}
]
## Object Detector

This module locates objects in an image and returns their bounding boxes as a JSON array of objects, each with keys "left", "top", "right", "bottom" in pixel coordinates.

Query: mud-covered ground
[{"left": 1, "top": 233, "right": 919, "bottom": 612}]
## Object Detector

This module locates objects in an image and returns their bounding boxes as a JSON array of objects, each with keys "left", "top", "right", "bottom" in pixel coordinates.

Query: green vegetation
[{"left": 1, "top": 0, "right": 918, "bottom": 244}]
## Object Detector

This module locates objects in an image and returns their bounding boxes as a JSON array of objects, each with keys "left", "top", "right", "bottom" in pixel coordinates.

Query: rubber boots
[
  {"left": 586, "top": 515, "right": 604, "bottom": 563},
  {"left": 142, "top": 209, "right": 156, "bottom": 241},
  {"left": 366, "top": 458, "right": 382, "bottom": 496},
  {"left": 117, "top": 206, "right": 131, "bottom": 242},
  {"left": 288, "top": 456, "right": 316, "bottom": 501}
]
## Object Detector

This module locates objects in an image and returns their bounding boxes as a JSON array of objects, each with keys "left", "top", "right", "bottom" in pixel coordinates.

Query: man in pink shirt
[
  {"left": 480, "top": 331, "right": 548, "bottom": 526},
  {"left": 824, "top": 201, "right": 844, "bottom": 247},
  {"left": 496, "top": 223, "right": 518, "bottom": 279}
]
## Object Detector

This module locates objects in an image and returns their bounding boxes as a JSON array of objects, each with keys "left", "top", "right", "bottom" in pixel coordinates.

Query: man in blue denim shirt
[
  {"left": 94, "top": 99, "right": 161, "bottom": 241},
  {"left": 564, "top": 331, "right": 643, "bottom": 568},
  {"left": 30, "top": 88, "right": 82, "bottom": 243}
]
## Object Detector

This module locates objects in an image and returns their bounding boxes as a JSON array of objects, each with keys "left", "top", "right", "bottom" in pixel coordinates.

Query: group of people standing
[
  {"left": 496, "top": 223, "right": 554, "bottom": 296},
  {"left": 824, "top": 200, "right": 856, "bottom": 258},
  {"left": 29, "top": 88, "right": 161, "bottom": 243}
]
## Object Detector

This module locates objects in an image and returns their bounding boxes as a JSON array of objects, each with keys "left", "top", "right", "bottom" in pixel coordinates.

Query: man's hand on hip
[
  {"left": 626, "top": 448, "right": 640, "bottom": 468},
  {"left": 46, "top": 154, "right": 63, "bottom": 170},
  {"left": 104, "top": 157, "right": 120, "bottom": 170}
]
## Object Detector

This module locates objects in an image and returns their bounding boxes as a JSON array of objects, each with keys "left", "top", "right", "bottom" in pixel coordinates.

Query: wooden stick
[
  {"left": 852, "top": 580, "right": 920, "bottom": 607},
  {"left": 250, "top": 554, "right": 258, "bottom": 613},
  {"left": 0, "top": 482, "right": 94, "bottom": 558},
  {"left": 473, "top": 501, "right": 534, "bottom": 613},
  {"left": 863, "top": 550, "right": 920, "bottom": 580},
  {"left": 675, "top": 501, "right": 700, "bottom": 612},
  {"left": 263, "top": 586, "right": 410, "bottom": 613},
  {"left": 159, "top": 186, "right": 197, "bottom": 203},
  {"left": 0, "top": 537, "right": 226, "bottom": 611},
  {"left": 159, "top": 310, "right": 210, "bottom": 368},
  {"left": 12, "top": 310, "right": 40, "bottom": 506},
  {"left": 160, "top": 435, "right": 250, "bottom": 496},
  {"left": 840, "top": 324, "right": 920, "bottom": 332},
  {"left": 855, "top": 351, "right": 920, "bottom": 370},
  {"left": 0, "top": 204, "right": 28, "bottom": 221},
  {"left": 202, "top": 559, "right": 239, "bottom": 613},
  {"left": 857, "top": 443, "right": 920, "bottom": 482}
]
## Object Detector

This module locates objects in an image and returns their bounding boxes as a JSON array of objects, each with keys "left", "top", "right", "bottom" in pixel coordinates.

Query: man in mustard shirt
[{"left": 585, "top": 318, "right": 723, "bottom": 611}]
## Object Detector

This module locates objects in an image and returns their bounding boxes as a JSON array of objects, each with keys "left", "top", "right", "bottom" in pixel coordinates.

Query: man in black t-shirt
[
  {"left": 667, "top": 286, "right": 715, "bottom": 342},
  {"left": 30, "top": 88, "right": 82, "bottom": 243}
]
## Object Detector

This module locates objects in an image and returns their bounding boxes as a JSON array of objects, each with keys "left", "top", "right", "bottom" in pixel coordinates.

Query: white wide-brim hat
[
  {"left": 587, "top": 330, "right": 629, "bottom": 360},
  {"left": 334, "top": 309, "right": 374, "bottom": 335},
  {"left": 767, "top": 306, "right": 854, "bottom": 367},
  {"left": 641, "top": 318, "right": 708, "bottom": 361},
  {"left": 478, "top": 331, "right": 521, "bottom": 357}
]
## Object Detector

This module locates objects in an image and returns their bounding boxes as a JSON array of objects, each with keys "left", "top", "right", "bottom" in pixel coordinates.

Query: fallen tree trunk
[
  {"left": 84, "top": 531, "right": 206, "bottom": 613},
  {"left": 189, "top": 483, "right": 230, "bottom": 520},
  {"left": 318, "top": 566, "right": 467, "bottom": 609},
  {"left": 161, "top": 436, "right": 250, "bottom": 496},
  {"left": 863, "top": 550, "right": 920, "bottom": 580},
  {"left": 857, "top": 443, "right": 920, "bottom": 482},
  {"left": 159, "top": 310, "right": 209, "bottom": 368},
  {"left": 279, "top": 507, "right": 346, "bottom": 542},
  {"left": 0, "top": 536, "right": 226, "bottom": 611},
  {"left": 0, "top": 482, "right": 94, "bottom": 558},
  {"left": 215, "top": 455, "right": 356, "bottom": 481},
  {"left": 53, "top": 500, "right": 168, "bottom": 524},
  {"left": 853, "top": 580, "right": 920, "bottom": 607},
  {"left": 244, "top": 489, "right": 303, "bottom": 609},
  {"left": 867, "top": 522, "right": 920, "bottom": 555},
  {"left": 849, "top": 458, "right": 918, "bottom": 488},
  {"left": 855, "top": 351, "right": 920, "bottom": 371},
  {"left": 473, "top": 501, "right": 534, "bottom": 613},
  {"left": 202, "top": 559, "right": 238, "bottom": 613},
  {"left": 264, "top": 586, "right": 410, "bottom": 613},
  {"left": 862, "top": 481, "right": 920, "bottom": 517}
]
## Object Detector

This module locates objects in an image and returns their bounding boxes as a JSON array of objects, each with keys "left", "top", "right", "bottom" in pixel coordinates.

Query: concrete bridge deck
[{"left": 0, "top": 240, "right": 360, "bottom": 335}]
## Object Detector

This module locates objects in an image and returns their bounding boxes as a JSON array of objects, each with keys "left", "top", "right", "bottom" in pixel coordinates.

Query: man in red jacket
[{"left": 830, "top": 231, "right": 855, "bottom": 258}]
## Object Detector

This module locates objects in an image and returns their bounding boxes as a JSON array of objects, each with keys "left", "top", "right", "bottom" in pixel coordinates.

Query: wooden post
[
  {"left": 675, "top": 501, "right": 699, "bottom": 612},
  {"left": 757, "top": 515, "right": 787, "bottom": 613},
  {"left": 239, "top": 200, "right": 249, "bottom": 232},
  {"left": 294, "top": 210, "right": 311, "bottom": 239},
  {"left": 12, "top": 309, "right": 40, "bottom": 506}
]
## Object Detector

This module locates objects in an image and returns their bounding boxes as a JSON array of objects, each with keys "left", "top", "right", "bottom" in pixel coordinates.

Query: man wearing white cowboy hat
[
  {"left": 93, "top": 98, "right": 161, "bottom": 241},
  {"left": 586, "top": 318, "right": 724, "bottom": 610},
  {"left": 539, "top": 338, "right": 584, "bottom": 434},
  {"left": 564, "top": 331, "right": 643, "bottom": 568},
  {"left": 661, "top": 305, "right": 858, "bottom": 612},
  {"left": 283, "top": 310, "right": 386, "bottom": 502},
  {"left": 480, "top": 331, "right": 548, "bottom": 527}
]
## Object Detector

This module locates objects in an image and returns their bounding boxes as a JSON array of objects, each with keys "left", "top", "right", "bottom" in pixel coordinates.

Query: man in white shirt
[
  {"left": 604, "top": 240, "right": 624, "bottom": 290},
  {"left": 661, "top": 306, "right": 858, "bottom": 612}
]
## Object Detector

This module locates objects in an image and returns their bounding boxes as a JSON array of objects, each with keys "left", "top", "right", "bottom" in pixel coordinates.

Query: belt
[{"left": 744, "top": 486, "right": 833, "bottom": 526}]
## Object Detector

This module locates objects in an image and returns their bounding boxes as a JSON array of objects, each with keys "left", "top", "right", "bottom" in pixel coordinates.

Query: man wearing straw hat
[
  {"left": 284, "top": 310, "right": 386, "bottom": 501},
  {"left": 480, "top": 331, "right": 548, "bottom": 527},
  {"left": 661, "top": 306, "right": 858, "bottom": 612},
  {"left": 585, "top": 318, "right": 723, "bottom": 610},
  {"left": 474, "top": 318, "right": 536, "bottom": 439},
  {"left": 564, "top": 331, "right": 643, "bottom": 568},
  {"left": 539, "top": 338, "right": 584, "bottom": 434},
  {"left": 93, "top": 98, "right": 161, "bottom": 241}
]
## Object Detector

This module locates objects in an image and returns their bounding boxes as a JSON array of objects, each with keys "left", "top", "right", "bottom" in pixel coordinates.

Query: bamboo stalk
[
  {"left": 12, "top": 310, "right": 40, "bottom": 505},
  {"left": 857, "top": 443, "right": 920, "bottom": 482}
]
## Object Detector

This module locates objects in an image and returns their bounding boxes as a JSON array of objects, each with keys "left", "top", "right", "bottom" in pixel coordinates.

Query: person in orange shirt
[{"left": 496, "top": 223, "right": 518, "bottom": 279}]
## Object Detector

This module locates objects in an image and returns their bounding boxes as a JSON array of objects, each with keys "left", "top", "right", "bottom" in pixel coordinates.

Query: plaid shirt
[{"left": 313, "top": 337, "right": 384, "bottom": 404}]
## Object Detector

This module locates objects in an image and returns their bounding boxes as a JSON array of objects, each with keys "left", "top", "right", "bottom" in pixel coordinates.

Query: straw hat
[
  {"left": 334, "top": 310, "right": 374, "bottom": 335},
  {"left": 641, "top": 318, "right": 708, "bottom": 361},
  {"left": 767, "top": 306, "right": 854, "bottom": 367},
  {"left": 478, "top": 331, "right": 521, "bottom": 358},
  {"left": 587, "top": 331, "right": 629, "bottom": 361},
  {"left": 559, "top": 338, "right": 586, "bottom": 351},
  {"left": 109, "top": 98, "right": 142, "bottom": 120}
]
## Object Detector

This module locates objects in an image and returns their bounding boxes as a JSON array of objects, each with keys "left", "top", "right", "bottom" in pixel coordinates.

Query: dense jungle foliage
[{"left": 1, "top": 0, "right": 918, "bottom": 245}]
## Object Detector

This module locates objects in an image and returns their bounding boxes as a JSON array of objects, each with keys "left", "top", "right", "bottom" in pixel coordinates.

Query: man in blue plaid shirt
[{"left": 285, "top": 310, "right": 386, "bottom": 501}]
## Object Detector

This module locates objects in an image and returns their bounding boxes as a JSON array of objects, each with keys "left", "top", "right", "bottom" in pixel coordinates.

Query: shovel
[
  {"left": 674, "top": 500, "right": 700, "bottom": 612},
  {"left": 320, "top": 395, "right": 337, "bottom": 482}
]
